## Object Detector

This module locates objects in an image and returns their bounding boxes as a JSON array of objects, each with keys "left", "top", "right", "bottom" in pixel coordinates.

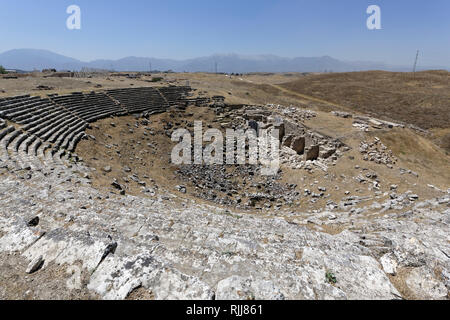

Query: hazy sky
[{"left": 0, "top": 0, "right": 449, "bottom": 67}]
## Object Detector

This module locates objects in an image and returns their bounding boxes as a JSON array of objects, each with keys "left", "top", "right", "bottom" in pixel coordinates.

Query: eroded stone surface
[{"left": 0, "top": 167, "right": 448, "bottom": 300}]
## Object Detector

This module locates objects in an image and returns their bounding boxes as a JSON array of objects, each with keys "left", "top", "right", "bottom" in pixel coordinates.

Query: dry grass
[{"left": 280, "top": 70, "right": 450, "bottom": 130}]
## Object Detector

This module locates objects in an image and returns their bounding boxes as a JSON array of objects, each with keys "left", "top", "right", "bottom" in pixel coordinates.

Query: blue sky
[{"left": 0, "top": 0, "right": 449, "bottom": 67}]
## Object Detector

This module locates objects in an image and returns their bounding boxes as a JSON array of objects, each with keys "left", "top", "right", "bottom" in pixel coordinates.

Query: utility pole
[
  {"left": 215, "top": 61, "right": 218, "bottom": 74},
  {"left": 413, "top": 50, "right": 419, "bottom": 78}
]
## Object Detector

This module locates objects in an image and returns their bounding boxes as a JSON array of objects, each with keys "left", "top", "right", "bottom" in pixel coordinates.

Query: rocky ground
[
  {"left": 0, "top": 159, "right": 448, "bottom": 300},
  {"left": 0, "top": 97, "right": 449, "bottom": 300}
]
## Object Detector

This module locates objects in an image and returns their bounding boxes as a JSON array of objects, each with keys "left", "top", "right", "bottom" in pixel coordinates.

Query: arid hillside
[
  {"left": 280, "top": 70, "right": 449, "bottom": 129},
  {"left": 279, "top": 70, "right": 450, "bottom": 153}
]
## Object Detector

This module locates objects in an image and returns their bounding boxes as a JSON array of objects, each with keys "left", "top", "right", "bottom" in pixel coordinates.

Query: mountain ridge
[{"left": 0, "top": 48, "right": 446, "bottom": 73}]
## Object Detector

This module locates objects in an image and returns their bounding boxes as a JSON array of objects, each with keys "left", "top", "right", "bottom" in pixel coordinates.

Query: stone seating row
[
  {"left": 50, "top": 92, "right": 127, "bottom": 123},
  {"left": 0, "top": 122, "right": 86, "bottom": 171},
  {"left": 0, "top": 95, "right": 41, "bottom": 110},
  {"left": 184, "top": 97, "right": 212, "bottom": 107},
  {"left": 106, "top": 87, "right": 170, "bottom": 114},
  {"left": 158, "top": 86, "right": 192, "bottom": 106},
  {"left": 0, "top": 97, "right": 56, "bottom": 121}
]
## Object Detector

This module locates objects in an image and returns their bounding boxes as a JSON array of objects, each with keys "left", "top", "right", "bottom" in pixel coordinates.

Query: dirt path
[{"left": 269, "top": 84, "right": 354, "bottom": 113}]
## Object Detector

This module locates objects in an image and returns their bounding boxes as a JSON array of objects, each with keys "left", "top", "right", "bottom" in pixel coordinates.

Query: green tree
[{"left": 0, "top": 65, "right": 7, "bottom": 74}]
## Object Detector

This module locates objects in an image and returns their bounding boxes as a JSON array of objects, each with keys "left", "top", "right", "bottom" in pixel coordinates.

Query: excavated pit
[{"left": 75, "top": 105, "right": 303, "bottom": 211}]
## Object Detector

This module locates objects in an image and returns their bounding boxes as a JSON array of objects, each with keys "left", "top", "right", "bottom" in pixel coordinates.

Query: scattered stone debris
[
  {"left": 175, "top": 185, "right": 187, "bottom": 193},
  {"left": 332, "top": 111, "right": 352, "bottom": 118},
  {"left": 111, "top": 179, "right": 123, "bottom": 191},
  {"left": 359, "top": 137, "right": 397, "bottom": 167},
  {"left": 219, "top": 105, "right": 346, "bottom": 172},
  {"left": 33, "top": 85, "right": 54, "bottom": 91},
  {"left": 399, "top": 168, "right": 419, "bottom": 178},
  {"left": 175, "top": 164, "right": 299, "bottom": 209},
  {"left": 353, "top": 121, "right": 370, "bottom": 132},
  {"left": 25, "top": 255, "right": 44, "bottom": 274},
  {"left": 352, "top": 115, "right": 405, "bottom": 132}
]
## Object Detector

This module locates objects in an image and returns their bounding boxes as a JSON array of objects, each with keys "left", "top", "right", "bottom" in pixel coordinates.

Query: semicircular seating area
[{"left": 0, "top": 86, "right": 194, "bottom": 171}]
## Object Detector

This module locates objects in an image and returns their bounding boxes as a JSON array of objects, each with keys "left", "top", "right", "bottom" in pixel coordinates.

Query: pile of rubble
[
  {"left": 33, "top": 85, "right": 55, "bottom": 91},
  {"left": 354, "top": 116, "right": 404, "bottom": 132},
  {"left": 359, "top": 137, "right": 398, "bottom": 167},
  {"left": 175, "top": 164, "right": 300, "bottom": 210},
  {"left": 256, "top": 108, "right": 342, "bottom": 168},
  {"left": 331, "top": 110, "right": 406, "bottom": 132},
  {"left": 213, "top": 105, "right": 346, "bottom": 172},
  {"left": 269, "top": 104, "right": 317, "bottom": 122},
  {"left": 331, "top": 111, "right": 352, "bottom": 119},
  {"left": 169, "top": 103, "right": 348, "bottom": 208}
]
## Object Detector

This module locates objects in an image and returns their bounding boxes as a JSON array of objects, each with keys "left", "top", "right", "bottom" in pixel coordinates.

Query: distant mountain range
[{"left": 0, "top": 49, "right": 447, "bottom": 73}]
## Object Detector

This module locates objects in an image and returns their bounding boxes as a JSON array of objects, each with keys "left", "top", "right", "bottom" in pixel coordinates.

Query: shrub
[
  {"left": 0, "top": 65, "right": 7, "bottom": 74},
  {"left": 325, "top": 271, "right": 337, "bottom": 284}
]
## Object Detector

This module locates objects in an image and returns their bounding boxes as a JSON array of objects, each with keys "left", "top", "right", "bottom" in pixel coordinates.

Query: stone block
[
  {"left": 305, "top": 145, "right": 320, "bottom": 161},
  {"left": 320, "top": 147, "right": 336, "bottom": 159},
  {"left": 291, "top": 136, "right": 306, "bottom": 154},
  {"left": 282, "top": 135, "right": 294, "bottom": 148}
]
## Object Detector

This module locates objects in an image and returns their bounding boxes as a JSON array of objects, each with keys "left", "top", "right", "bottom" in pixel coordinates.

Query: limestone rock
[
  {"left": 406, "top": 267, "right": 448, "bottom": 300},
  {"left": 102, "top": 166, "right": 112, "bottom": 173},
  {"left": 26, "top": 255, "right": 44, "bottom": 274},
  {"left": 216, "top": 276, "right": 285, "bottom": 300},
  {"left": 380, "top": 253, "right": 398, "bottom": 275}
]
